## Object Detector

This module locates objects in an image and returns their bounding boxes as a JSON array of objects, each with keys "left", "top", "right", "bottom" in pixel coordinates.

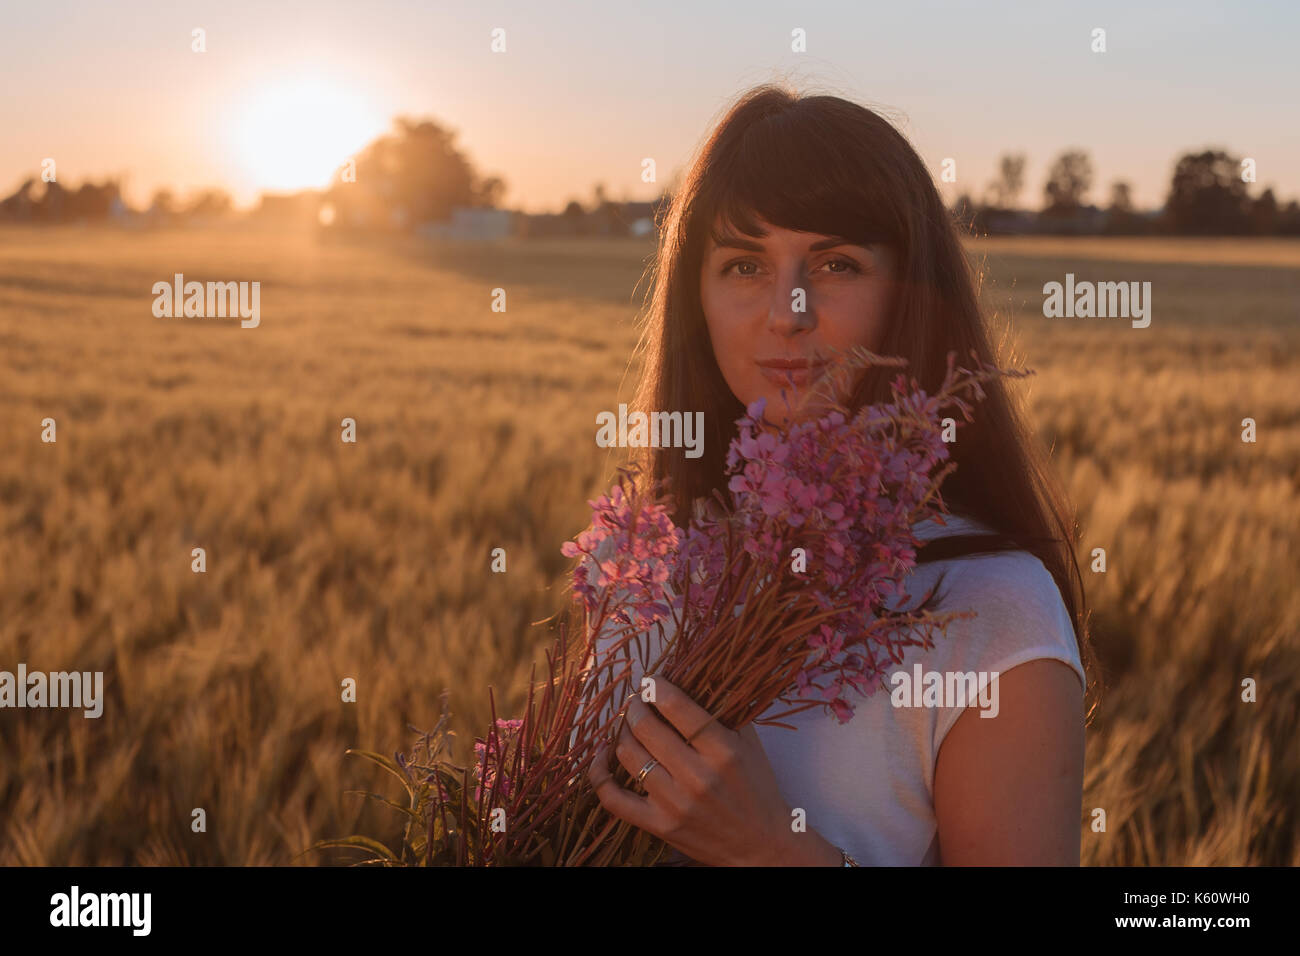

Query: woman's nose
[{"left": 766, "top": 277, "right": 816, "bottom": 335}]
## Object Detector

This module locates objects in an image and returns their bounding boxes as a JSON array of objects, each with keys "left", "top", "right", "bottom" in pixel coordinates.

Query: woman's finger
[
  {"left": 610, "top": 718, "right": 673, "bottom": 797},
  {"left": 638, "top": 677, "right": 738, "bottom": 764},
  {"left": 586, "top": 744, "right": 673, "bottom": 836},
  {"left": 624, "top": 695, "right": 705, "bottom": 789}
]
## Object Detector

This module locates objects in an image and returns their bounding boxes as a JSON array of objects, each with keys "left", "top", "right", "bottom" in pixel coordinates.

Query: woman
[{"left": 584, "top": 84, "right": 1099, "bottom": 865}]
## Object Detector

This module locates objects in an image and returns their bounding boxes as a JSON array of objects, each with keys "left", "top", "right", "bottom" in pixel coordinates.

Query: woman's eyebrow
[
  {"left": 710, "top": 231, "right": 873, "bottom": 252},
  {"left": 807, "top": 236, "right": 862, "bottom": 251},
  {"left": 710, "top": 231, "right": 765, "bottom": 252}
]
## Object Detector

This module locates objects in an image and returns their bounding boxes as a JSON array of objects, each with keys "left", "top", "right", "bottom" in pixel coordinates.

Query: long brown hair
[{"left": 627, "top": 83, "right": 1099, "bottom": 722}]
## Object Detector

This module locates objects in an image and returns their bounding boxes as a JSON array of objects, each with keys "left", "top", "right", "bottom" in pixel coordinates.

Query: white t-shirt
[{"left": 578, "top": 513, "right": 1086, "bottom": 865}]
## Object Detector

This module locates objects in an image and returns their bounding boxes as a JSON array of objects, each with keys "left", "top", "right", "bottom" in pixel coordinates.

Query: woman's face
[{"left": 699, "top": 214, "right": 897, "bottom": 428}]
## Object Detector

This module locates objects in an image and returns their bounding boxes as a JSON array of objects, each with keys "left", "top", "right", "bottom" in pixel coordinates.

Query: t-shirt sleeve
[{"left": 923, "top": 551, "right": 1086, "bottom": 758}]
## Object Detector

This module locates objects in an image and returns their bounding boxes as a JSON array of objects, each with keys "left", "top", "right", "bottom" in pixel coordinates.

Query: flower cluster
[
  {"left": 667, "top": 360, "right": 970, "bottom": 723},
  {"left": 472, "top": 717, "right": 524, "bottom": 803},
  {"left": 560, "top": 476, "right": 682, "bottom": 631}
]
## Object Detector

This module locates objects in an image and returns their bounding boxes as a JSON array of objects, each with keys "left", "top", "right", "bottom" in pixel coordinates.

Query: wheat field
[{"left": 0, "top": 225, "right": 1296, "bottom": 865}]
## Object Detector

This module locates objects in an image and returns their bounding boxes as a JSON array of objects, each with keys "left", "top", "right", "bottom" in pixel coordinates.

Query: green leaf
[
  {"left": 309, "top": 835, "right": 402, "bottom": 863},
  {"left": 345, "top": 748, "right": 414, "bottom": 800},
  {"left": 343, "top": 789, "right": 418, "bottom": 821}
]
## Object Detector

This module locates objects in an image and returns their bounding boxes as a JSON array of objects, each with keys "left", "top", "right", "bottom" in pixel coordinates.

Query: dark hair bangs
[{"left": 700, "top": 112, "right": 902, "bottom": 256}]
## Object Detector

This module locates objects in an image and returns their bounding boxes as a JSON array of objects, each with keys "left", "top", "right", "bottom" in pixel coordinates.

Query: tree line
[
  {"left": 2, "top": 119, "right": 1297, "bottom": 237},
  {"left": 953, "top": 148, "right": 1300, "bottom": 236}
]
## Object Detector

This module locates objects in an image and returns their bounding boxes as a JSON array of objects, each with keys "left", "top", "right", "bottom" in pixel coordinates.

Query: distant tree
[
  {"left": 588, "top": 181, "right": 629, "bottom": 235},
  {"left": 324, "top": 116, "right": 507, "bottom": 229},
  {"left": 561, "top": 198, "right": 587, "bottom": 235},
  {"left": 1277, "top": 199, "right": 1300, "bottom": 236},
  {"left": 1250, "top": 187, "right": 1279, "bottom": 235},
  {"left": 1042, "top": 149, "right": 1093, "bottom": 217},
  {"left": 984, "top": 153, "right": 1026, "bottom": 209},
  {"left": 0, "top": 177, "right": 38, "bottom": 221},
  {"left": 478, "top": 175, "right": 506, "bottom": 208},
  {"left": 145, "top": 188, "right": 177, "bottom": 226},
  {"left": 1108, "top": 181, "right": 1133, "bottom": 214},
  {"left": 0, "top": 175, "right": 124, "bottom": 222},
  {"left": 65, "top": 179, "right": 121, "bottom": 220},
  {"left": 149, "top": 189, "right": 176, "bottom": 215},
  {"left": 1103, "top": 180, "right": 1144, "bottom": 234},
  {"left": 1164, "top": 149, "right": 1251, "bottom": 235},
  {"left": 31, "top": 180, "right": 67, "bottom": 222},
  {"left": 185, "top": 189, "right": 232, "bottom": 220}
]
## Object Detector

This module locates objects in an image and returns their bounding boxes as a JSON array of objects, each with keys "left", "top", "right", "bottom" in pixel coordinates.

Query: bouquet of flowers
[{"left": 318, "top": 347, "right": 1019, "bottom": 866}]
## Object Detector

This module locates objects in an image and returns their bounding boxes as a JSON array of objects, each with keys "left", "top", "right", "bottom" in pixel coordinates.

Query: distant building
[
  {"left": 512, "top": 196, "right": 668, "bottom": 239},
  {"left": 253, "top": 191, "right": 323, "bottom": 224},
  {"left": 967, "top": 205, "right": 1115, "bottom": 236},
  {"left": 980, "top": 209, "right": 1038, "bottom": 235},
  {"left": 417, "top": 206, "right": 513, "bottom": 240},
  {"left": 621, "top": 200, "right": 663, "bottom": 228},
  {"left": 1035, "top": 205, "right": 1109, "bottom": 235},
  {"left": 514, "top": 210, "right": 586, "bottom": 238}
]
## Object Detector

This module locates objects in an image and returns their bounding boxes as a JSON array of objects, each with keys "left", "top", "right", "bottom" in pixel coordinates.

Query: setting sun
[{"left": 233, "top": 76, "right": 385, "bottom": 193}]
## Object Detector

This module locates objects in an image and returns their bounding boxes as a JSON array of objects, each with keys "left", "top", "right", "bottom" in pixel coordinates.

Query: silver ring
[{"left": 636, "top": 758, "right": 659, "bottom": 783}]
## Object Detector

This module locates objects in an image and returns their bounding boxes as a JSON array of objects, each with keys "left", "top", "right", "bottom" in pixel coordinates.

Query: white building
[{"left": 418, "top": 206, "right": 514, "bottom": 240}]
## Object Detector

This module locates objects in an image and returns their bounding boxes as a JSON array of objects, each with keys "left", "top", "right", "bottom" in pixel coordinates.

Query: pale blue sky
[{"left": 1, "top": 0, "right": 1296, "bottom": 211}]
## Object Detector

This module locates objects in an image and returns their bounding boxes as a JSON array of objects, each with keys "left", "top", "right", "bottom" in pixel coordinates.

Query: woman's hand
[{"left": 587, "top": 676, "right": 842, "bottom": 866}]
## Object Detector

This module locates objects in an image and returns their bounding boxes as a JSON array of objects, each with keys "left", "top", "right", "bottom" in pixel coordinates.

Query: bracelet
[{"left": 838, "top": 845, "right": 859, "bottom": 867}]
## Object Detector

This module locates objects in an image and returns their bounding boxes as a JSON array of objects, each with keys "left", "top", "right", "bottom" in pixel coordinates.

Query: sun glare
[{"left": 234, "top": 77, "right": 385, "bottom": 193}]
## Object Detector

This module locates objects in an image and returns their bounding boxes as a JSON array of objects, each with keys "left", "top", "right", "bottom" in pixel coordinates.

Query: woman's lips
[{"left": 756, "top": 361, "right": 829, "bottom": 388}]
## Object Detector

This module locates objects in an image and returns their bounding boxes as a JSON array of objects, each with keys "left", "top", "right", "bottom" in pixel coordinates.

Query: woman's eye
[
  {"left": 722, "top": 260, "right": 759, "bottom": 278},
  {"left": 720, "top": 258, "right": 862, "bottom": 278}
]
